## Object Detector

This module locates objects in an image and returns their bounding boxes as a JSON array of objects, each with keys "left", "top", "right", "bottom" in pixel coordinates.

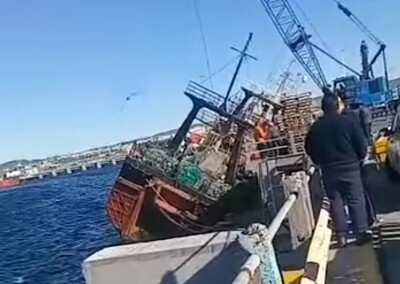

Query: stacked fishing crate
[{"left": 280, "top": 93, "right": 314, "bottom": 154}]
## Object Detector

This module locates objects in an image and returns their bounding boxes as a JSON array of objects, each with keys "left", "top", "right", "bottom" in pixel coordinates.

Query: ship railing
[
  {"left": 244, "top": 131, "right": 305, "bottom": 160},
  {"left": 196, "top": 108, "right": 220, "bottom": 126},
  {"left": 185, "top": 81, "right": 240, "bottom": 112},
  {"left": 233, "top": 167, "right": 332, "bottom": 284}
]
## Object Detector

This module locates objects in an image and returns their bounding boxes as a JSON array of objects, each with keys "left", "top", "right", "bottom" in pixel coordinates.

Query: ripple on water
[{"left": 0, "top": 167, "right": 121, "bottom": 283}]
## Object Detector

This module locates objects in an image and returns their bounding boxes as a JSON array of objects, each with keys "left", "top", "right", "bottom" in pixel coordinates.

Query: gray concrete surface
[
  {"left": 327, "top": 244, "right": 383, "bottom": 284},
  {"left": 82, "top": 231, "right": 251, "bottom": 284},
  {"left": 82, "top": 227, "right": 310, "bottom": 284}
]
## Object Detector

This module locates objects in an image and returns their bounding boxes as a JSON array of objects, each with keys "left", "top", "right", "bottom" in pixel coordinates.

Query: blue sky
[{"left": 1, "top": 0, "right": 399, "bottom": 163}]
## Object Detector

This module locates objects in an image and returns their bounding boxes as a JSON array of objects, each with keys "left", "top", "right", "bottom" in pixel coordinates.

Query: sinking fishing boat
[
  {"left": 106, "top": 82, "right": 264, "bottom": 240},
  {"left": 106, "top": 34, "right": 315, "bottom": 242}
]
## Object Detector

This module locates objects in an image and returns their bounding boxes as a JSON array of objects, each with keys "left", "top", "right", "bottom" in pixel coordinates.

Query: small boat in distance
[{"left": 0, "top": 177, "right": 20, "bottom": 189}]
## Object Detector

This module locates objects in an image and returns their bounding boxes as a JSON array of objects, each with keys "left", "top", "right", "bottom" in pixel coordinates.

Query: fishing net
[
  {"left": 140, "top": 147, "right": 233, "bottom": 199},
  {"left": 142, "top": 148, "right": 180, "bottom": 180},
  {"left": 177, "top": 162, "right": 203, "bottom": 190}
]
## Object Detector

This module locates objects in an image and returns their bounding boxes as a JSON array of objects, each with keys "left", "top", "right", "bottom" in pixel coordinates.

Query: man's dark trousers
[
  {"left": 360, "top": 164, "right": 378, "bottom": 226},
  {"left": 322, "top": 167, "right": 369, "bottom": 236}
]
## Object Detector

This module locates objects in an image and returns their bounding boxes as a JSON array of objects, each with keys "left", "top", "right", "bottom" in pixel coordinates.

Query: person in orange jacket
[{"left": 254, "top": 118, "right": 270, "bottom": 158}]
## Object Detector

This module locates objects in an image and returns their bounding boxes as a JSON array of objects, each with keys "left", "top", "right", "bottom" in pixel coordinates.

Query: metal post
[
  {"left": 237, "top": 177, "right": 301, "bottom": 284},
  {"left": 168, "top": 103, "right": 202, "bottom": 154},
  {"left": 238, "top": 223, "right": 283, "bottom": 284},
  {"left": 225, "top": 127, "right": 245, "bottom": 185},
  {"left": 232, "top": 255, "right": 261, "bottom": 284},
  {"left": 268, "top": 193, "right": 297, "bottom": 238},
  {"left": 288, "top": 131, "right": 297, "bottom": 154},
  {"left": 222, "top": 33, "right": 256, "bottom": 108},
  {"left": 235, "top": 166, "right": 319, "bottom": 283},
  {"left": 382, "top": 49, "right": 391, "bottom": 101}
]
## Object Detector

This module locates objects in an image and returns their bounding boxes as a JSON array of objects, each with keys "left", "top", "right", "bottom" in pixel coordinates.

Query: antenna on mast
[{"left": 221, "top": 32, "right": 257, "bottom": 109}]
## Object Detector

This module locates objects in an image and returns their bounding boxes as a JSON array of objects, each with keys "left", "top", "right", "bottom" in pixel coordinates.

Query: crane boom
[
  {"left": 336, "top": 1, "right": 390, "bottom": 98},
  {"left": 337, "top": 2, "right": 383, "bottom": 46},
  {"left": 260, "top": 0, "right": 328, "bottom": 90}
]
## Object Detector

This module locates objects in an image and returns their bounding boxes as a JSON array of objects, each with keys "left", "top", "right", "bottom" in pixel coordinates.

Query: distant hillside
[
  {"left": 0, "top": 124, "right": 202, "bottom": 175},
  {"left": 0, "top": 159, "right": 41, "bottom": 174}
]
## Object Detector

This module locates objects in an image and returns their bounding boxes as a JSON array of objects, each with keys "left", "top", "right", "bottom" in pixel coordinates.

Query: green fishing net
[{"left": 177, "top": 162, "right": 203, "bottom": 190}]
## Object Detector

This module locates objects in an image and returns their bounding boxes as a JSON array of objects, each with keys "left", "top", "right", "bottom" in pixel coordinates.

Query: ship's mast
[
  {"left": 275, "top": 60, "right": 295, "bottom": 97},
  {"left": 222, "top": 32, "right": 257, "bottom": 109}
]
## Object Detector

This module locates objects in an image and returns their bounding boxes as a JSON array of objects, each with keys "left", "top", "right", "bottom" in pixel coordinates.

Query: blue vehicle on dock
[{"left": 333, "top": 75, "right": 391, "bottom": 108}]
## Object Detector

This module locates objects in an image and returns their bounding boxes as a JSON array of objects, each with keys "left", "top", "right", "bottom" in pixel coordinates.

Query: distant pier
[
  {"left": 3, "top": 123, "right": 201, "bottom": 185},
  {"left": 20, "top": 156, "right": 124, "bottom": 182}
]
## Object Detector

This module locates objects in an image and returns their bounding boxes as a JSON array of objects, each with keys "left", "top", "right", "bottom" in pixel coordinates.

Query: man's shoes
[
  {"left": 337, "top": 235, "right": 348, "bottom": 248},
  {"left": 370, "top": 218, "right": 383, "bottom": 230},
  {"left": 370, "top": 218, "right": 383, "bottom": 229},
  {"left": 356, "top": 231, "right": 373, "bottom": 246}
]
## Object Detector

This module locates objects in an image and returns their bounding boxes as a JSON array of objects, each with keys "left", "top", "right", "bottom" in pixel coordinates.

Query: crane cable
[
  {"left": 200, "top": 54, "right": 241, "bottom": 85},
  {"left": 193, "top": 0, "right": 214, "bottom": 90},
  {"left": 291, "top": 0, "right": 334, "bottom": 55}
]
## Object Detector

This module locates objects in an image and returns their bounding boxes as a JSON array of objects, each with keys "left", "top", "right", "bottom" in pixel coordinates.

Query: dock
[
  {"left": 82, "top": 161, "right": 400, "bottom": 284},
  {"left": 12, "top": 124, "right": 204, "bottom": 182},
  {"left": 20, "top": 155, "right": 124, "bottom": 182}
]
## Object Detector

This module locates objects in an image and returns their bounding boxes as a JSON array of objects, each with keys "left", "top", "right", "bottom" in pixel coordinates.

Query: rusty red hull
[
  {"left": 106, "top": 158, "right": 217, "bottom": 241},
  {"left": 106, "top": 157, "right": 262, "bottom": 241}
]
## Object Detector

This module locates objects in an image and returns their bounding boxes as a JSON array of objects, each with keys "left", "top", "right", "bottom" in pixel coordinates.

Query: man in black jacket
[
  {"left": 305, "top": 94, "right": 371, "bottom": 247},
  {"left": 338, "top": 96, "right": 379, "bottom": 227},
  {"left": 340, "top": 101, "right": 372, "bottom": 145}
]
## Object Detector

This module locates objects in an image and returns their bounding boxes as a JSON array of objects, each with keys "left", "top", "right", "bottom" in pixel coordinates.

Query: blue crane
[
  {"left": 259, "top": 0, "right": 327, "bottom": 90},
  {"left": 259, "top": 0, "right": 391, "bottom": 108},
  {"left": 336, "top": 1, "right": 390, "bottom": 95},
  {"left": 261, "top": 0, "right": 328, "bottom": 89},
  {"left": 259, "top": 0, "right": 360, "bottom": 91}
]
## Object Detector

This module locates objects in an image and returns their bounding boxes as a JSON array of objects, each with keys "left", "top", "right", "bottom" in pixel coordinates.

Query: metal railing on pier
[
  {"left": 232, "top": 192, "right": 300, "bottom": 284},
  {"left": 232, "top": 167, "right": 333, "bottom": 284}
]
